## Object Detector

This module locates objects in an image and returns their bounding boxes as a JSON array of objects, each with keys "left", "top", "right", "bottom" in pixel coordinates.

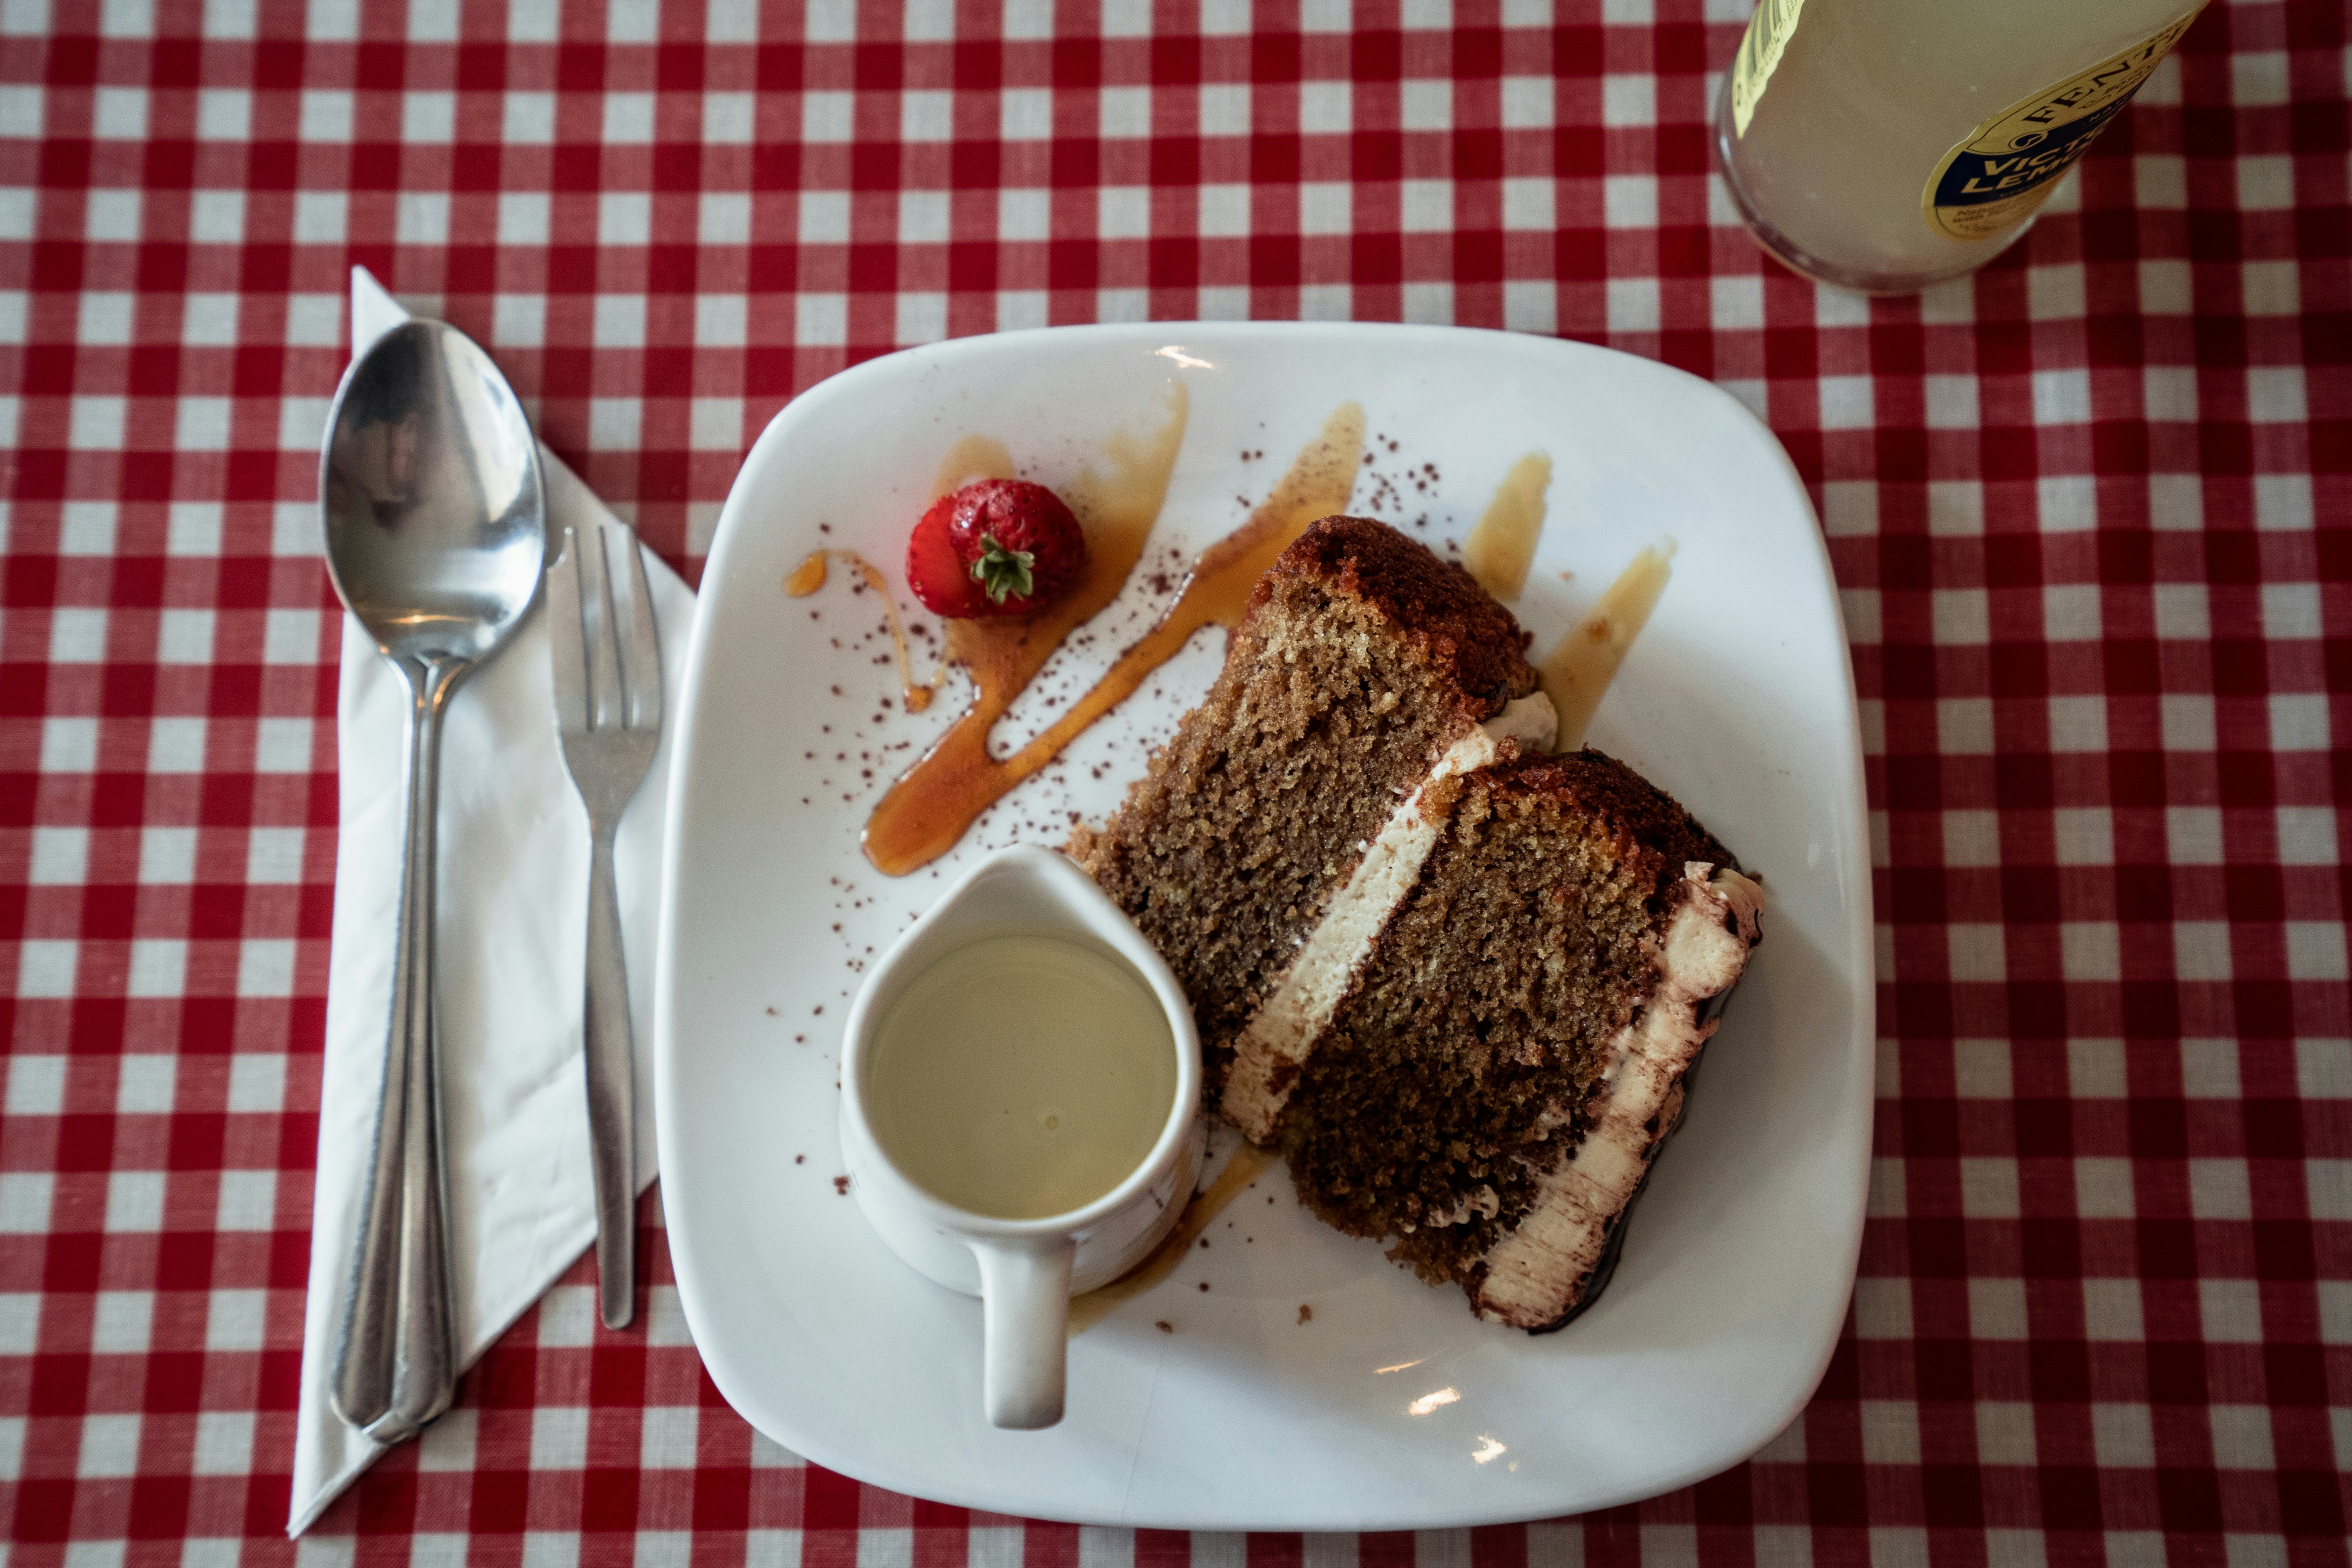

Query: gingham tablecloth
[{"left": 3, "top": 0, "right": 2346, "bottom": 1561}]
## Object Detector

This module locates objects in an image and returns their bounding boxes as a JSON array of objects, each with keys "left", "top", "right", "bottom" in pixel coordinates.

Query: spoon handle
[{"left": 330, "top": 663, "right": 460, "bottom": 1443}]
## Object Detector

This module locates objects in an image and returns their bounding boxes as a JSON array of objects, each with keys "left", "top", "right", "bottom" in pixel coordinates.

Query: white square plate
[{"left": 655, "top": 323, "right": 1873, "bottom": 1530}]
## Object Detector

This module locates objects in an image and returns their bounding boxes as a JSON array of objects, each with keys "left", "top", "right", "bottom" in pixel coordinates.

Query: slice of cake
[
  {"left": 1072, "top": 515, "right": 1551, "bottom": 1094},
  {"left": 1077, "top": 515, "right": 1763, "bottom": 1330},
  {"left": 1271, "top": 752, "right": 1762, "bottom": 1329}
]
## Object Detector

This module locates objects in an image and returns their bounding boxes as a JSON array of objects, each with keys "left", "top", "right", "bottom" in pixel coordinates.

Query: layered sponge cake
[
  {"left": 1073, "top": 516, "right": 1553, "bottom": 1089},
  {"left": 1073, "top": 516, "right": 1763, "bottom": 1330}
]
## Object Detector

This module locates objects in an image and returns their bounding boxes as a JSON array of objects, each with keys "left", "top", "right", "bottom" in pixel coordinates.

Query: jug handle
[{"left": 972, "top": 1236, "right": 1075, "bottom": 1429}]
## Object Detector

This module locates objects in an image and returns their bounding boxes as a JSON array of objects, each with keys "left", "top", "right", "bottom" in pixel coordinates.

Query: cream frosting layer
[
  {"left": 1470, "top": 865, "right": 1765, "bottom": 1328},
  {"left": 1219, "top": 693, "right": 1559, "bottom": 1142}
]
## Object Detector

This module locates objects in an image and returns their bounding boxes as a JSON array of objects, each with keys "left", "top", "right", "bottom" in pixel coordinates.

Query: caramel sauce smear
[
  {"left": 862, "top": 395, "right": 1366, "bottom": 876},
  {"left": 1452, "top": 452, "right": 1676, "bottom": 752},
  {"left": 1067, "top": 1143, "right": 1278, "bottom": 1335},
  {"left": 1541, "top": 541, "right": 1676, "bottom": 751},
  {"left": 931, "top": 433, "right": 1015, "bottom": 499},
  {"left": 784, "top": 549, "right": 944, "bottom": 713},
  {"left": 1460, "top": 451, "right": 1552, "bottom": 602}
]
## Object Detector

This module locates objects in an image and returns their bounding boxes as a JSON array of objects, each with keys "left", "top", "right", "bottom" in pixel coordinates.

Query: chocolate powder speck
[
  {"left": 1197, "top": 1282, "right": 1209, "bottom": 1292},
  {"left": 832, "top": 1176, "right": 849, "bottom": 1194},
  {"left": 1155, "top": 1321, "right": 1173, "bottom": 1333},
  {"left": 1298, "top": 1304, "right": 1312, "bottom": 1324}
]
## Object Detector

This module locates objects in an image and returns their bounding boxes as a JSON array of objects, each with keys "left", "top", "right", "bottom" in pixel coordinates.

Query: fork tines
[{"left": 548, "top": 521, "right": 663, "bottom": 755}]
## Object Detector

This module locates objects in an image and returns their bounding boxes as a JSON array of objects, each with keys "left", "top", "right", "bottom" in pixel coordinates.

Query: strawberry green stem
[{"left": 970, "top": 533, "right": 1036, "bottom": 604}]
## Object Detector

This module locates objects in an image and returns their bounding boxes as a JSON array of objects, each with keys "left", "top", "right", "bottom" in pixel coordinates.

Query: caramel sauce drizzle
[
  {"left": 1451, "top": 453, "right": 1676, "bottom": 753},
  {"left": 931, "top": 434, "right": 1016, "bottom": 499},
  {"left": 862, "top": 395, "right": 1366, "bottom": 877},
  {"left": 1460, "top": 452, "right": 1552, "bottom": 602},
  {"left": 784, "top": 549, "right": 944, "bottom": 713},
  {"left": 1540, "top": 540, "right": 1676, "bottom": 751},
  {"left": 1067, "top": 1143, "right": 1279, "bottom": 1335},
  {"left": 782, "top": 552, "right": 828, "bottom": 597}
]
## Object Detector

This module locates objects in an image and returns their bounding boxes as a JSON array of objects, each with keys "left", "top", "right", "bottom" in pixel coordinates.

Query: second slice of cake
[{"left": 1273, "top": 750, "right": 1763, "bottom": 1329}]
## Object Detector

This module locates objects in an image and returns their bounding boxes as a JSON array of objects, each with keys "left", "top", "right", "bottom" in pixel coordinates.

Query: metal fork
[{"left": 546, "top": 520, "right": 664, "bottom": 1329}]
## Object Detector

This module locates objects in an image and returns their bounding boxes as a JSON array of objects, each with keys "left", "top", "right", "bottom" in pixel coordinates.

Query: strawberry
[
  {"left": 944, "top": 480, "right": 1088, "bottom": 615},
  {"left": 905, "top": 492, "right": 997, "bottom": 618}
]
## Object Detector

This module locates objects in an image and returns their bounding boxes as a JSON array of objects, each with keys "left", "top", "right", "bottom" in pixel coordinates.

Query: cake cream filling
[
  {"left": 1470, "top": 865, "right": 1765, "bottom": 1329},
  {"left": 1221, "top": 692, "right": 1559, "bottom": 1143}
]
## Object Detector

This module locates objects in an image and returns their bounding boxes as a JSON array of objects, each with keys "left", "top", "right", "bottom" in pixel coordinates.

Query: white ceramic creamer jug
[{"left": 839, "top": 845, "right": 1203, "bottom": 1428}]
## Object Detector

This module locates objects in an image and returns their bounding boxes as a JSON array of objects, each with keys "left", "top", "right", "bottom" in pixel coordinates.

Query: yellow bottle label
[
  {"left": 1729, "top": 0, "right": 1807, "bottom": 138},
  {"left": 1922, "top": 7, "right": 2204, "bottom": 242}
]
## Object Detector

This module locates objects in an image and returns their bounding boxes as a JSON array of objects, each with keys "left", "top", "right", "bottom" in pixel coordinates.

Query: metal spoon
[{"left": 319, "top": 319, "right": 545, "bottom": 1443}]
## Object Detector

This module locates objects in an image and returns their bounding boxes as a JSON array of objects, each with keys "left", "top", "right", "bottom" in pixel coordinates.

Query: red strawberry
[
  {"left": 943, "top": 480, "right": 1087, "bottom": 615},
  {"left": 905, "top": 492, "right": 997, "bottom": 618}
]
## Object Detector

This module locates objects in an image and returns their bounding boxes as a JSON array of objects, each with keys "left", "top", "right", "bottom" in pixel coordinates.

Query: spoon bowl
[
  {"left": 319, "top": 317, "right": 546, "bottom": 1443},
  {"left": 324, "top": 320, "right": 545, "bottom": 665}
]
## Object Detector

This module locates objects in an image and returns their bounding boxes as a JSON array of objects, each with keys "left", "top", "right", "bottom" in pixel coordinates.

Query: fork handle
[{"left": 583, "top": 821, "right": 638, "bottom": 1329}]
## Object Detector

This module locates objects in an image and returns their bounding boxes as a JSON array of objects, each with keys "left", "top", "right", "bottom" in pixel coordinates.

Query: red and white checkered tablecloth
[{"left": 3, "top": 0, "right": 2346, "bottom": 1561}]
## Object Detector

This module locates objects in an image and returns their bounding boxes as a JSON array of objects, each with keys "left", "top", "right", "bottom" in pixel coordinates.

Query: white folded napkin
[{"left": 289, "top": 266, "right": 698, "bottom": 1535}]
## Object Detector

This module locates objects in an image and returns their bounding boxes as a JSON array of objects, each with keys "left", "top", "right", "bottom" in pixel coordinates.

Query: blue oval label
[{"left": 1923, "top": 8, "right": 2204, "bottom": 242}]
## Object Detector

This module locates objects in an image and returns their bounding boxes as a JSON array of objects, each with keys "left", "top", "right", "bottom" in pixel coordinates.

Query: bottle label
[
  {"left": 1729, "top": 0, "right": 1806, "bottom": 139},
  {"left": 1922, "top": 8, "right": 2204, "bottom": 242}
]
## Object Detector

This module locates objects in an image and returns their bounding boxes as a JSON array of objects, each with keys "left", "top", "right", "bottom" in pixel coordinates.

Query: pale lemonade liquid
[
  {"left": 868, "top": 935, "right": 1178, "bottom": 1221},
  {"left": 1718, "top": 0, "right": 2205, "bottom": 294}
]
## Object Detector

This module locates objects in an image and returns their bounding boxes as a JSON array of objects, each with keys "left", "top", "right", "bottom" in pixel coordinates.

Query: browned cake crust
[
  {"left": 1260, "top": 515, "right": 1540, "bottom": 715},
  {"left": 1073, "top": 517, "right": 1539, "bottom": 1095},
  {"left": 1478, "top": 750, "right": 1738, "bottom": 888},
  {"left": 1276, "top": 748, "right": 1745, "bottom": 1313}
]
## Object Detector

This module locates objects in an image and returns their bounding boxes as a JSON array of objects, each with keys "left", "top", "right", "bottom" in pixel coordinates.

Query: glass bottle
[{"left": 1716, "top": 0, "right": 2207, "bottom": 295}]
